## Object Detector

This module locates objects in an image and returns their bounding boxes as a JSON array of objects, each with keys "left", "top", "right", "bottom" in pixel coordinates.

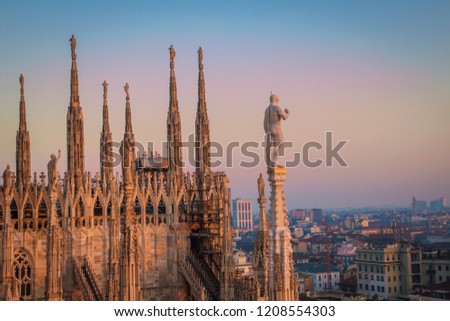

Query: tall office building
[{"left": 232, "top": 198, "right": 253, "bottom": 232}]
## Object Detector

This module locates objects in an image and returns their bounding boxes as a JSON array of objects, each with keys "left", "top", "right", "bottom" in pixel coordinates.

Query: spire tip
[
  {"left": 102, "top": 80, "right": 108, "bottom": 99},
  {"left": 19, "top": 74, "right": 24, "bottom": 95},
  {"left": 124, "top": 82, "right": 130, "bottom": 101},
  {"left": 198, "top": 47, "right": 203, "bottom": 68},
  {"left": 70, "top": 35, "right": 76, "bottom": 60}
]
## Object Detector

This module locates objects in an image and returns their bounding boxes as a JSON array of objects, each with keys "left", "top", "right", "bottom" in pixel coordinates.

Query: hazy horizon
[{"left": 1, "top": 0, "right": 449, "bottom": 209}]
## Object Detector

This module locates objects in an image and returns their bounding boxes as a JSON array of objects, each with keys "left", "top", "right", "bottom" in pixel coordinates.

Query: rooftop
[{"left": 295, "top": 263, "right": 340, "bottom": 274}]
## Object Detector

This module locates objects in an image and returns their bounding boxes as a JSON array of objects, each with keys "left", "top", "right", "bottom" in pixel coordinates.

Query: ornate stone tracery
[{"left": 0, "top": 37, "right": 235, "bottom": 301}]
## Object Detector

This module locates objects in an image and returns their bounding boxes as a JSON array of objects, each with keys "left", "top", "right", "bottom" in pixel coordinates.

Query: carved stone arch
[
  {"left": 98, "top": 188, "right": 107, "bottom": 202},
  {"left": 157, "top": 195, "right": 166, "bottom": 215},
  {"left": 105, "top": 196, "right": 113, "bottom": 217},
  {"left": 176, "top": 184, "right": 186, "bottom": 202},
  {"left": 92, "top": 188, "right": 100, "bottom": 204},
  {"left": 21, "top": 194, "right": 34, "bottom": 220},
  {"left": 177, "top": 195, "right": 188, "bottom": 223},
  {"left": 73, "top": 190, "right": 86, "bottom": 207},
  {"left": 132, "top": 187, "right": 141, "bottom": 201},
  {"left": 12, "top": 248, "right": 34, "bottom": 300},
  {"left": 75, "top": 195, "right": 85, "bottom": 217},
  {"left": 144, "top": 179, "right": 154, "bottom": 200},
  {"left": 10, "top": 197, "right": 19, "bottom": 220},
  {"left": 38, "top": 190, "right": 51, "bottom": 211},
  {"left": 190, "top": 193, "right": 199, "bottom": 212},
  {"left": 93, "top": 195, "right": 103, "bottom": 217},
  {"left": 134, "top": 194, "right": 142, "bottom": 215},
  {"left": 23, "top": 201, "right": 34, "bottom": 222},
  {"left": 37, "top": 196, "right": 48, "bottom": 218},
  {"left": 144, "top": 196, "right": 154, "bottom": 225},
  {"left": 143, "top": 196, "right": 153, "bottom": 214},
  {"left": 55, "top": 196, "right": 64, "bottom": 218}
]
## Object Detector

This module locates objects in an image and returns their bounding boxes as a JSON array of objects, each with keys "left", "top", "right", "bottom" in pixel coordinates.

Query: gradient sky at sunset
[{"left": 1, "top": 0, "right": 449, "bottom": 209}]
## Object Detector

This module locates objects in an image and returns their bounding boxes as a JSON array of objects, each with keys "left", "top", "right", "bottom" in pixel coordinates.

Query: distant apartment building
[
  {"left": 335, "top": 244, "right": 357, "bottom": 268},
  {"left": 293, "top": 272, "right": 314, "bottom": 294},
  {"left": 430, "top": 197, "right": 447, "bottom": 211},
  {"left": 355, "top": 243, "right": 422, "bottom": 299},
  {"left": 291, "top": 208, "right": 323, "bottom": 223},
  {"left": 232, "top": 198, "right": 253, "bottom": 232},
  {"left": 295, "top": 263, "right": 340, "bottom": 291},
  {"left": 421, "top": 249, "right": 450, "bottom": 285},
  {"left": 233, "top": 250, "right": 253, "bottom": 276},
  {"left": 291, "top": 209, "right": 309, "bottom": 221}
]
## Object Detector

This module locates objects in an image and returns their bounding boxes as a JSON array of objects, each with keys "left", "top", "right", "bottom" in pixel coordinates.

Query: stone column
[
  {"left": 267, "top": 167, "right": 295, "bottom": 301},
  {"left": 119, "top": 184, "right": 141, "bottom": 301},
  {"left": 46, "top": 191, "right": 63, "bottom": 300},
  {"left": 253, "top": 194, "right": 269, "bottom": 300}
]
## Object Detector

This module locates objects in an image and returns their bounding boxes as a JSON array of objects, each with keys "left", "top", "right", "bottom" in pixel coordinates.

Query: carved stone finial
[
  {"left": 124, "top": 82, "right": 130, "bottom": 101},
  {"left": 70, "top": 35, "right": 76, "bottom": 60},
  {"left": 19, "top": 74, "right": 24, "bottom": 96},
  {"left": 103, "top": 80, "right": 108, "bottom": 100},
  {"left": 169, "top": 45, "right": 175, "bottom": 64},
  {"left": 198, "top": 47, "right": 203, "bottom": 69}
]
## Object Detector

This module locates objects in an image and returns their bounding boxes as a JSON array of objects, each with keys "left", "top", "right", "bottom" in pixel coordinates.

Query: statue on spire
[
  {"left": 103, "top": 80, "right": 108, "bottom": 100},
  {"left": 169, "top": 45, "right": 175, "bottom": 65},
  {"left": 124, "top": 82, "right": 130, "bottom": 101},
  {"left": 3, "top": 164, "right": 11, "bottom": 194},
  {"left": 264, "top": 94, "right": 289, "bottom": 168},
  {"left": 257, "top": 173, "right": 265, "bottom": 200},
  {"left": 70, "top": 35, "right": 76, "bottom": 60},
  {"left": 19, "top": 74, "right": 24, "bottom": 96},
  {"left": 198, "top": 47, "right": 203, "bottom": 69},
  {"left": 48, "top": 150, "right": 61, "bottom": 193}
]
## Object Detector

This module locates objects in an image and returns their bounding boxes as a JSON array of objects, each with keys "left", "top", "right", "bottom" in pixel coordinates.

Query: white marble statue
[
  {"left": 48, "top": 150, "right": 61, "bottom": 192},
  {"left": 264, "top": 94, "right": 289, "bottom": 168}
]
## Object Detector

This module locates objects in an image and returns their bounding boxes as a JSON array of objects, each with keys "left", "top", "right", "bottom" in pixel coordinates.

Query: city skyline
[{"left": 1, "top": 0, "right": 449, "bottom": 208}]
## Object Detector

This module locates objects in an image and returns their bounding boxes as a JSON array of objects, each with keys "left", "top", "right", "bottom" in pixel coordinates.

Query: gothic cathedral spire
[
  {"left": 67, "top": 35, "right": 85, "bottom": 187},
  {"left": 100, "top": 81, "right": 113, "bottom": 182},
  {"left": 121, "top": 82, "right": 135, "bottom": 188},
  {"left": 167, "top": 45, "right": 183, "bottom": 188},
  {"left": 119, "top": 82, "right": 140, "bottom": 300},
  {"left": 195, "top": 47, "right": 211, "bottom": 176},
  {"left": 16, "top": 74, "right": 31, "bottom": 187}
]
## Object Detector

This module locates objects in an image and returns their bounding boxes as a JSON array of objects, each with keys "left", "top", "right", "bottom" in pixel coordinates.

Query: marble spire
[
  {"left": 167, "top": 45, "right": 183, "bottom": 188},
  {"left": 100, "top": 80, "right": 113, "bottom": 182},
  {"left": 195, "top": 47, "right": 211, "bottom": 176},
  {"left": 16, "top": 74, "right": 31, "bottom": 187},
  {"left": 70, "top": 34, "right": 79, "bottom": 106},
  {"left": 67, "top": 34, "right": 85, "bottom": 187},
  {"left": 121, "top": 82, "right": 135, "bottom": 188}
]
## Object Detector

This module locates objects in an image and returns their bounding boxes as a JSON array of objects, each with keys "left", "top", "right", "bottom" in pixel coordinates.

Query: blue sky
[{"left": 1, "top": 0, "right": 449, "bottom": 208}]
